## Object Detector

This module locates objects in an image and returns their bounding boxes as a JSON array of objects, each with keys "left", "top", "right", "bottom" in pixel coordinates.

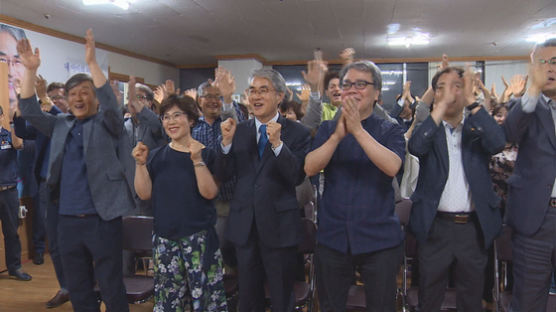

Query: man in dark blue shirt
[
  {"left": 305, "top": 60, "right": 405, "bottom": 311},
  {"left": 18, "top": 30, "right": 135, "bottom": 311},
  {"left": 0, "top": 105, "right": 31, "bottom": 281}
]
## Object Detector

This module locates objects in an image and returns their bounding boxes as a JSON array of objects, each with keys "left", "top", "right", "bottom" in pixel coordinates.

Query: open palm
[{"left": 16, "top": 39, "right": 40, "bottom": 70}]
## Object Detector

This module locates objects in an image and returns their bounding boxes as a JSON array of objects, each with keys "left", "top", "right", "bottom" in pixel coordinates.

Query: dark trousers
[
  {"left": 418, "top": 216, "right": 487, "bottom": 311},
  {"left": 41, "top": 181, "right": 66, "bottom": 289},
  {"left": 316, "top": 243, "right": 402, "bottom": 312},
  {"left": 58, "top": 215, "right": 128, "bottom": 312},
  {"left": 32, "top": 190, "right": 46, "bottom": 254},
  {"left": 235, "top": 226, "right": 297, "bottom": 312},
  {"left": 0, "top": 187, "right": 22, "bottom": 273},
  {"left": 510, "top": 206, "right": 556, "bottom": 312}
]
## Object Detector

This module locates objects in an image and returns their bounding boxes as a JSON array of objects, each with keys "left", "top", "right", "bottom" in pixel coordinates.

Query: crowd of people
[{"left": 1, "top": 23, "right": 556, "bottom": 312}]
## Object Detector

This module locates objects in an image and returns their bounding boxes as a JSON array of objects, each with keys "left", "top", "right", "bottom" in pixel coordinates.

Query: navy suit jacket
[
  {"left": 408, "top": 108, "right": 505, "bottom": 248},
  {"left": 215, "top": 115, "right": 311, "bottom": 248},
  {"left": 504, "top": 97, "right": 556, "bottom": 236}
]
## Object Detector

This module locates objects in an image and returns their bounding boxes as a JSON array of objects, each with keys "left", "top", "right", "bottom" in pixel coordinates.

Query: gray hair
[
  {"left": 339, "top": 60, "right": 382, "bottom": 91},
  {"left": 196, "top": 81, "right": 213, "bottom": 98},
  {"left": 248, "top": 69, "right": 287, "bottom": 94},
  {"left": 135, "top": 83, "right": 154, "bottom": 102},
  {"left": 0, "top": 24, "right": 27, "bottom": 41}
]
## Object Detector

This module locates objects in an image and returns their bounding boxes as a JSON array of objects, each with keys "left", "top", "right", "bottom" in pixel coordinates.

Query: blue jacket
[{"left": 408, "top": 108, "right": 505, "bottom": 248}]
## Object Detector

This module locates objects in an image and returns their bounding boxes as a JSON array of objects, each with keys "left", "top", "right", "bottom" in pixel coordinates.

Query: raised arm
[
  {"left": 190, "top": 139, "right": 218, "bottom": 200},
  {"left": 132, "top": 142, "right": 152, "bottom": 200}
]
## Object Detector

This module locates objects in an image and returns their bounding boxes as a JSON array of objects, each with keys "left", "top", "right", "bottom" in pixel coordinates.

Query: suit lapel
[
  {"left": 244, "top": 119, "right": 259, "bottom": 172},
  {"left": 434, "top": 123, "right": 449, "bottom": 174},
  {"left": 83, "top": 118, "right": 93, "bottom": 155},
  {"left": 536, "top": 97, "right": 556, "bottom": 150}
]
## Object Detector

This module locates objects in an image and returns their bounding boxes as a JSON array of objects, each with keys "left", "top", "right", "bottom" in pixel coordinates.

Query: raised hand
[
  {"left": 165, "top": 79, "right": 176, "bottom": 95},
  {"left": 132, "top": 141, "right": 149, "bottom": 166},
  {"left": 266, "top": 121, "right": 282, "bottom": 148},
  {"left": 339, "top": 48, "right": 355, "bottom": 65},
  {"left": 189, "top": 138, "right": 205, "bottom": 163},
  {"left": 214, "top": 67, "right": 236, "bottom": 102},
  {"left": 154, "top": 84, "right": 167, "bottom": 104},
  {"left": 35, "top": 75, "right": 48, "bottom": 99},
  {"left": 333, "top": 113, "right": 347, "bottom": 141},
  {"left": 183, "top": 88, "right": 197, "bottom": 99},
  {"left": 296, "top": 84, "right": 311, "bottom": 103},
  {"left": 302, "top": 59, "right": 328, "bottom": 92},
  {"left": 463, "top": 64, "right": 476, "bottom": 106},
  {"left": 402, "top": 81, "right": 413, "bottom": 103},
  {"left": 220, "top": 117, "right": 237, "bottom": 146},
  {"left": 508, "top": 74, "right": 528, "bottom": 97},
  {"left": 490, "top": 82, "right": 499, "bottom": 99},
  {"left": 16, "top": 39, "right": 40, "bottom": 70},
  {"left": 110, "top": 80, "right": 123, "bottom": 105},
  {"left": 528, "top": 62, "right": 547, "bottom": 97},
  {"left": 439, "top": 54, "right": 449, "bottom": 70},
  {"left": 128, "top": 76, "right": 145, "bottom": 114},
  {"left": 500, "top": 76, "right": 512, "bottom": 103},
  {"left": 85, "top": 28, "right": 96, "bottom": 65}
]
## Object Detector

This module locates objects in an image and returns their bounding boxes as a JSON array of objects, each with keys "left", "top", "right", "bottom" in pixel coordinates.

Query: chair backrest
[
  {"left": 298, "top": 218, "right": 317, "bottom": 254},
  {"left": 395, "top": 199, "right": 412, "bottom": 226},
  {"left": 495, "top": 225, "right": 513, "bottom": 262},
  {"left": 122, "top": 216, "right": 154, "bottom": 252}
]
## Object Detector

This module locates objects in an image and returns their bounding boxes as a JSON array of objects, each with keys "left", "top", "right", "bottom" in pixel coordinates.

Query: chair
[
  {"left": 122, "top": 216, "right": 154, "bottom": 303},
  {"left": 265, "top": 218, "right": 317, "bottom": 311}
]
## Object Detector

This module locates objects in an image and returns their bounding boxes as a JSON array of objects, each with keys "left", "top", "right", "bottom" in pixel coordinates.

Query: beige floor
[{"left": 0, "top": 255, "right": 154, "bottom": 312}]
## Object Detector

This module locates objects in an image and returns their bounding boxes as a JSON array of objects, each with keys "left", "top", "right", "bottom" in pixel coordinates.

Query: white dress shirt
[{"left": 437, "top": 119, "right": 474, "bottom": 212}]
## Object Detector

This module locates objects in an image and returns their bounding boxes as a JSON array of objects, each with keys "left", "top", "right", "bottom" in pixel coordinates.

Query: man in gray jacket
[{"left": 17, "top": 29, "right": 135, "bottom": 312}]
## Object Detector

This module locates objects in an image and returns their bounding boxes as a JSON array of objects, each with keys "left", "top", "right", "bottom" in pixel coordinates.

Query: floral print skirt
[{"left": 153, "top": 230, "right": 228, "bottom": 312}]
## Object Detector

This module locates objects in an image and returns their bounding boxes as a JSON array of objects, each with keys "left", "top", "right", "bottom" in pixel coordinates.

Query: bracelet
[{"left": 194, "top": 161, "right": 206, "bottom": 168}]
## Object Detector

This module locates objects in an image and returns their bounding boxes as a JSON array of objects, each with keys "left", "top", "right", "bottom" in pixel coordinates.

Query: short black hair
[
  {"left": 540, "top": 38, "right": 556, "bottom": 48},
  {"left": 431, "top": 66, "right": 464, "bottom": 92},
  {"left": 279, "top": 100, "right": 304, "bottom": 120},
  {"left": 47, "top": 82, "right": 65, "bottom": 93},
  {"left": 159, "top": 95, "right": 200, "bottom": 127},
  {"left": 65, "top": 73, "right": 95, "bottom": 94},
  {"left": 324, "top": 71, "right": 339, "bottom": 90}
]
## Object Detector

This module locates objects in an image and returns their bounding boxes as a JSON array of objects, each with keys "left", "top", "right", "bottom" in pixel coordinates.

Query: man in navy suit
[
  {"left": 408, "top": 66, "right": 505, "bottom": 311},
  {"left": 505, "top": 39, "right": 556, "bottom": 312},
  {"left": 216, "top": 69, "right": 311, "bottom": 312}
]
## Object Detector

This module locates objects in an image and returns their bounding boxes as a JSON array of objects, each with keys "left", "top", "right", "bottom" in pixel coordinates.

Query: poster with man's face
[{"left": 0, "top": 24, "right": 26, "bottom": 116}]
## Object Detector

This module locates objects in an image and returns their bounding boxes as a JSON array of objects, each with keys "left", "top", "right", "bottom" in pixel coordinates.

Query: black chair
[{"left": 122, "top": 216, "right": 154, "bottom": 303}]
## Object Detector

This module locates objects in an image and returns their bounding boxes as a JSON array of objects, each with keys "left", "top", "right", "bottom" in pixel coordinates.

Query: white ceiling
[{"left": 1, "top": 0, "right": 555, "bottom": 66}]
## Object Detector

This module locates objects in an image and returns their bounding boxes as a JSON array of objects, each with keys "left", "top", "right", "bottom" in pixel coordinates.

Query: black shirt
[
  {"left": 0, "top": 128, "right": 18, "bottom": 186},
  {"left": 147, "top": 144, "right": 217, "bottom": 240}
]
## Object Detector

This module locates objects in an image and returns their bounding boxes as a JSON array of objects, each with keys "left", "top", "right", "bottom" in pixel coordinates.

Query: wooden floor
[{"left": 0, "top": 254, "right": 154, "bottom": 312}]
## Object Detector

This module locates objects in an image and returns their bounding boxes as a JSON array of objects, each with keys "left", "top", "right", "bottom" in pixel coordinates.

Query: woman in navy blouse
[{"left": 133, "top": 95, "right": 227, "bottom": 312}]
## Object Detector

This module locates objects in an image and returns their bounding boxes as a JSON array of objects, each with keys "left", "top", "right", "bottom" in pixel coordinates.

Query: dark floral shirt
[{"left": 489, "top": 144, "right": 518, "bottom": 212}]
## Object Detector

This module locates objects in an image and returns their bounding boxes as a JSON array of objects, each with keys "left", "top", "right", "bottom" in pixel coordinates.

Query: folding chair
[{"left": 122, "top": 216, "right": 154, "bottom": 303}]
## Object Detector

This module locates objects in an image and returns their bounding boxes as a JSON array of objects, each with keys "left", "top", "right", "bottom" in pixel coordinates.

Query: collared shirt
[
  {"left": 222, "top": 112, "right": 283, "bottom": 156},
  {"left": 312, "top": 114, "right": 405, "bottom": 255},
  {"left": 59, "top": 119, "right": 97, "bottom": 216},
  {"left": 521, "top": 93, "right": 556, "bottom": 197},
  {"left": 437, "top": 119, "right": 474, "bottom": 212},
  {"left": 0, "top": 127, "right": 18, "bottom": 186}
]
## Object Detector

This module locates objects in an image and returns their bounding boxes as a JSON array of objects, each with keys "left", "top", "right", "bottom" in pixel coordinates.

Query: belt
[
  {"left": 0, "top": 185, "right": 16, "bottom": 192},
  {"left": 550, "top": 198, "right": 556, "bottom": 208},
  {"left": 71, "top": 214, "right": 97, "bottom": 218},
  {"left": 436, "top": 211, "right": 476, "bottom": 224}
]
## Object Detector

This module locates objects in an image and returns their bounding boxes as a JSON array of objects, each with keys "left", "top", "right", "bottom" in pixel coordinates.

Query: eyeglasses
[
  {"left": 200, "top": 94, "right": 221, "bottom": 100},
  {"left": 136, "top": 95, "right": 148, "bottom": 100},
  {"left": 161, "top": 111, "right": 187, "bottom": 122},
  {"left": 537, "top": 57, "right": 556, "bottom": 66},
  {"left": 50, "top": 95, "right": 65, "bottom": 101},
  {"left": 341, "top": 80, "right": 375, "bottom": 90},
  {"left": 0, "top": 56, "right": 21, "bottom": 67},
  {"left": 247, "top": 86, "right": 274, "bottom": 96}
]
